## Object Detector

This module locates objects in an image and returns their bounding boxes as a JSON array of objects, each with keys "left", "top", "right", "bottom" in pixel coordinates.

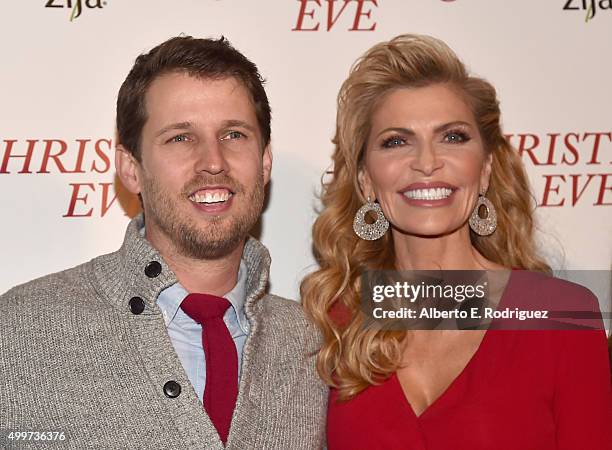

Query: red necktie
[{"left": 180, "top": 293, "right": 238, "bottom": 445}]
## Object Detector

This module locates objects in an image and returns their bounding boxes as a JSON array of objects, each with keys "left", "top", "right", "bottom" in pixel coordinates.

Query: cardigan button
[
  {"left": 145, "top": 261, "right": 162, "bottom": 278},
  {"left": 129, "top": 296, "right": 145, "bottom": 315},
  {"left": 163, "top": 380, "right": 181, "bottom": 398}
]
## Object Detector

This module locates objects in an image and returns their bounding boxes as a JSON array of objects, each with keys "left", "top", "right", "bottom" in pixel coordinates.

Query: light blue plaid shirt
[{"left": 156, "top": 261, "right": 249, "bottom": 402}]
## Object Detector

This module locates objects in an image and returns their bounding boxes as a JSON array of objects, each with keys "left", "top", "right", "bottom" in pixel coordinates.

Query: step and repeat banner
[{"left": 1, "top": 1, "right": 610, "bottom": 320}]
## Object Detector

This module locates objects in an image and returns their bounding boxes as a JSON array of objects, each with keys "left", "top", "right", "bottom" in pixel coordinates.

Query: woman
[{"left": 301, "top": 34, "right": 611, "bottom": 449}]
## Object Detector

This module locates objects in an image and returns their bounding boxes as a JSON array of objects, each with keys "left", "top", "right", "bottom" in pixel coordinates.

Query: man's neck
[
  {"left": 165, "top": 247, "right": 243, "bottom": 296},
  {"left": 144, "top": 228, "right": 244, "bottom": 296}
]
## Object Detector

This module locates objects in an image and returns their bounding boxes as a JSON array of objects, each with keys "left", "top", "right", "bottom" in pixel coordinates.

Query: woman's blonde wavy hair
[{"left": 300, "top": 34, "right": 551, "bottom": 400}]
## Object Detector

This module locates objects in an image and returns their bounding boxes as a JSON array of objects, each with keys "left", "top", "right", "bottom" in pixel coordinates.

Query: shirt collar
[
  {"left": 225, "top": 260, "right": 249, "bottom": 333},
  {"left": 93, "top": 213, "right": 271, "bottom": 324},
  {"left": 143, "top": 224, "right": 250, "bottom": 334}
]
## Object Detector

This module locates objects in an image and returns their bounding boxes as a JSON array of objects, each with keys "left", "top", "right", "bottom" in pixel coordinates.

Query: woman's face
[{"left": 360, "top": 83, "right": 491, "bottom": 237}]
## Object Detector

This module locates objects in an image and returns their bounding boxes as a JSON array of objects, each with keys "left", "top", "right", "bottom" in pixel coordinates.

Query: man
[{"left": 0, "top": 36, "right": 327, "bottom": 449}]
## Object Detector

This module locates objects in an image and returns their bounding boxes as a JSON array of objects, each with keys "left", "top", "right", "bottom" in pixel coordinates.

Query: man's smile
[{"left": 188, "top": 187, "right": 234, "bottom": 204}]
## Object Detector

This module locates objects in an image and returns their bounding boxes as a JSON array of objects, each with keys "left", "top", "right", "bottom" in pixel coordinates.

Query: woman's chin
[{"left": 390, "top": 222, "right": 463, "bottom": 239}]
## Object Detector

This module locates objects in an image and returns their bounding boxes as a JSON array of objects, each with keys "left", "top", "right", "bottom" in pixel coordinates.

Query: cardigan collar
[{"left": 93, "top": 213, "right": 271, "bottom": 320}]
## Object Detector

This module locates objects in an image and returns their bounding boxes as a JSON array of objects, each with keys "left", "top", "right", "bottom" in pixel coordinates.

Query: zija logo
[
  {"left": 45, "top": 0, "right": 107, "bottom": 22},
  {"left": 563, "top": 0, "right": 611, "bottom": 22}
]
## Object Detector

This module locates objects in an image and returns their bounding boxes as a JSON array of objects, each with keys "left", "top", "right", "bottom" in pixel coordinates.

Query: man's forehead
[
  {"left": 146, "top": 72, "right": 250, "bottom": 102},
  {"left": 143, "top": 73, "right": 258, "bottom": 126}
]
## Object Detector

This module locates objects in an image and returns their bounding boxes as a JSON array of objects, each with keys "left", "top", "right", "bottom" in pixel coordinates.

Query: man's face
[{"left": 121, "top": 72, "right": 272, "bottom": 259}]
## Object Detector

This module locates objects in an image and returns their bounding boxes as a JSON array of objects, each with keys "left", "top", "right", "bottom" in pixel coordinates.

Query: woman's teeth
[{"left": 404, "top": 188, "right": 453, "bottom": 200}]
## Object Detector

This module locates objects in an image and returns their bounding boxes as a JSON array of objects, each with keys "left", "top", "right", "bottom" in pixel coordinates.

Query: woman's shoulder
[
  {"left": 506, "top": 270, "right": 603, "bottom": 330},
  {"left": 509, "top": 270, "right": 597, "bottom": 303}
]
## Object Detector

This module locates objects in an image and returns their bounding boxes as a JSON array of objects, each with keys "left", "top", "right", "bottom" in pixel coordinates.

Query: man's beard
[{"left": 142, "top": 172, "right": 264, "bottom": 260}]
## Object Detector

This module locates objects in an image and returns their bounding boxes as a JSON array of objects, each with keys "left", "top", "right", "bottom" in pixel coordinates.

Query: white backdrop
[{"left": 1, "top": 1, "right": 610, "bottom": 322}]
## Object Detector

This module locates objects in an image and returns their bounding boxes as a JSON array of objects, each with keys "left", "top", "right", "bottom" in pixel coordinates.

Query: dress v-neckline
[{"left": 392, "top": 269, "right": 515, "bottom": 420}]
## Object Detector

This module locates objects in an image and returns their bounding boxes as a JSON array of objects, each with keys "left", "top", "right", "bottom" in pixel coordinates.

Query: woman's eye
[
  {"left": 382, "top": 136, "right": 405, "bottom": 148},
  {"left": 444, "top": 130, "right": 470, "bottom": 144}
]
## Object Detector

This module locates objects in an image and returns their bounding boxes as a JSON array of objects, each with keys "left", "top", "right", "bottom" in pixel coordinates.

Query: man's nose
[{"left": 194, "top": 139, "right": 229, "bottom": 175}]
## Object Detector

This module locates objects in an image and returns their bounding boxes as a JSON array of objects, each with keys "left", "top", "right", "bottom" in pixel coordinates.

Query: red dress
[{"left": 327, "top": 271, "right": 612, "bottom": 450}]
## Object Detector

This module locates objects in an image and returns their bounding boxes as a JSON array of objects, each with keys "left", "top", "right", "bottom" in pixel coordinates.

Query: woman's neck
[{"left": 392, "top": 225, "right": 497, "bottom": 270}]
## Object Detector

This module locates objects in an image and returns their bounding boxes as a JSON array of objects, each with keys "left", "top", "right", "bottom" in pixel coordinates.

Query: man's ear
[
  {"left": 480, "top": 152, "right": 493, "bottom": 194},
  {"left": 262, "top": 144, "right": 272, "bottom": 186},
  {"left": 115, "top": 145, "right": 142, "bottom": 195},
  {"left": 358, "top": 166, "right": 374, "bottom": 201}
]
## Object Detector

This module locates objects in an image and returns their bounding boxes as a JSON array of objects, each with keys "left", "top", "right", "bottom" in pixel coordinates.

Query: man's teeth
[
  {"left": 404, "top": 187, "right": 453, "bottom": 200},
  {"left": 190, "top": 191, "right": 231, "bottom": 204}
]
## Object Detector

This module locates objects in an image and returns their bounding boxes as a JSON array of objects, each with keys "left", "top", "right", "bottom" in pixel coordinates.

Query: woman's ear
[
  {"left": 480, "top": 152, "right": 493, "bottom": 194},
  {"left": 358, "top": 167, "right": 374, "bottom": 201}
]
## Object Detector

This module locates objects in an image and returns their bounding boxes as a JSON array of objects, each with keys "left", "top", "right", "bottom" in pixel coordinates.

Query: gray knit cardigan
[{"left": 0, "top": 215, "right": 328, "bottom": 449}]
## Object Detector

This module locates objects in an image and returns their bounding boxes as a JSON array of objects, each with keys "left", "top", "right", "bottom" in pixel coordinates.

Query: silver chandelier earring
[
  {"left": 353, "top": 197, "right": 389, "bottom": 241},
  {"left": 469, "top": 193, "right": 497, "bottom": 236}
]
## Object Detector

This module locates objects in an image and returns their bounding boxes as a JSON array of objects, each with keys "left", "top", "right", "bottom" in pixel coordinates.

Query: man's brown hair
[{"left": 116, "top": 36, "right": 271, "bottom": 160}]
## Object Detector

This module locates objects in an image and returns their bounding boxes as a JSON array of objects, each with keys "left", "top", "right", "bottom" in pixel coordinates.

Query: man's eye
[
  {"left": 443, "top": 130, "right": 470, "bottom": 144},
  {"left": 223, "top": 131, "right": 245, "bottom": 140},
  {"left": 382, "top": 136, "right": 405, "bottom": 148},
  {"left": 168, "top": 134, "right": 189, "bottom": 143}
]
